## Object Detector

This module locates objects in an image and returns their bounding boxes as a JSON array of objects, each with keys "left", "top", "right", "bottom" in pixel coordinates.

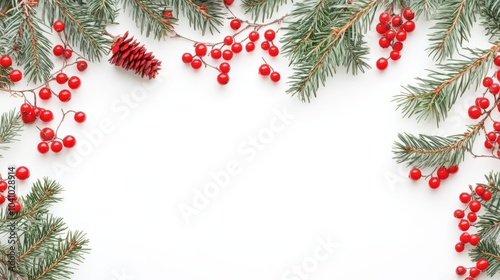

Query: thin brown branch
[
  {"left": 17, "top": 226, "right": 58, "bottom": 261},
  {"left": 434, "top": 0, "right": 465, "bottom": 52}
]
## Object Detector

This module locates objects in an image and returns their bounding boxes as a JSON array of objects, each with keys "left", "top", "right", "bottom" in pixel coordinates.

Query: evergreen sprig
[
  {"left": 478, "top": 0, "right": 500, "bottom": 42},
  {"left": 393, "top": 46, "right": 498, "bottom": 124},
  {"left": 281, "top": 0, "right": 382, "bottom": 102},
  {"left": 406, "top": 0, "right": 443, "bottom": 20},
  {"left": 87, "top": 0, "right": 119, "bottom": 24},
  {"left": 242, "top": 0, "right": 291, "bottom": 21},
  {"left": 121, "top": 0, "right": 173, "bottom": 40},
  {"left": 165, "top": 0, "right": 226, "bottom": 35},
  {"left": 392, "top": 124, "right": 480, "bottom": 168},
  {"left": 427, "top": 0, "right": 479, "bottom": 61},
  {"left": 0, "top": 109, "right": 23, "bottom": 157}
]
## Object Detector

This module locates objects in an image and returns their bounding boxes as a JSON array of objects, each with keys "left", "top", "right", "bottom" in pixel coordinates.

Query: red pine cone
[{"left": 109, "top": 31, "right": 161, "bottom": 79}]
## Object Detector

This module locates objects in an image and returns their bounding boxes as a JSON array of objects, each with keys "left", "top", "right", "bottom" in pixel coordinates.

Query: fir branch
[
  {"left": 120, "top": 0, "right": 172, "bottom": 40},
  {"left": 282, "top": 0, "right": 382, "bottom": 102},
  {"left": 87, "top": 0, "right": 118, "bottom": 24},
  {"left": 407, "top": 0, "right": 443, "bottom": 20},
  {"left": 0, "top": 109, "right": 23, "bottom": 157},
  {"left": 17, "top": 216, "right": 67, "bottom": 262},
  {"left": 41, "top": 0, "right": 110, "bottom": 61},
  {"left": 242, "top": 0, "right": 291, "bottom": 21},
  {"left": 392, "top": 124, "right": 480, "bottom": 168},
  {"left": 166, "top": 0, "right": 226, "bottom": 35},
  {"left": 478, "top": 0, "right": 500, "bottom": 42},
  {"left": 470, "top": 236, "right": 500, "bottom": 276},
  {"left": 427, "top": 0, "right": 478, "bottom": 61},
  {"left": 393, "top": 46, "right": 498, "bottom": 124}
]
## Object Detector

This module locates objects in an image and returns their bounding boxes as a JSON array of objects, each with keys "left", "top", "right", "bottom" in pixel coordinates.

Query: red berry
[
  {"left": 0, "top": 55, "right": 12, "bottom": 68},
  {"left": 403, "top": 8, "right": 415, "bottom": 20},
  {"left": 219, "top": 62, "right": 230, "bottom": 73},
  {"left": 428, "top": 177, "right": 440, "bottom": 189},
  {"left": 21, "top": 113, "right": 36, "bottom": 124},
  {"left": 58, "top": 89, "right": 72, "bottom": 102},
  {"left": 393, "top": 41, "right": 404, "bottom": 51},
  {"left": 31, "top": 107, "right": 42, "bottom": 117},
  {"left": 458, "top": 219, "right": 470, "bottom": 231},
  {"left": 249, "top": 31, "right": 260, "bottom": 42},
  {"left": 490, "top": 83, "right": 500, "bottom": 94},
  {"left": 482, "top": 190, "right": 492, "bottom": 201},
  {"left": 40, "top": 110, "right": 54, "bottom": 122},
  {"left": 0, "top": 180, "right": 7, "bottom": 192},
  {"left": 9, "top": 69, "right": 22, "bottom": 82},
  {"left": 485, "top": 139, "right": 493, "bottom": 149},
  {"left": 460, "top": 232, "right": 471, "bottom": 243},
  {"left": 182, "top": 53, "right": 193, "bottom": 63},
  {"left": 475, "top": 185, "right": 485, "bottom": 195},
  {"left": 222, "top": 49, "right": 233, "bottom": 60},
  {"left": 191, "top": 58, "right": 202, "bottom": 69},
  {"left": 469, "top": 234, "right": 480, "bottom": 245},
  {"left": 74, "top": 111, "right": 86, "bottom": 123},
  {"left": 264, "top": 29, "right": 276, "bottom": 41},
  {"left": 210, "top": 49, "right": 221, "bottom": 59},
  {"left": 230, "top": 19, "right": 241, "bottom": 30},
  {"left": 392, "top": 15, "right": 403, "bottom": 27},
  {"left": 468, "top": 105, "right": 482, "bottom": 119},
  {"left": 53, "top": 20, "right": 65, "bottom": 32},
  {"left": 459, "top": 192, "right": 471, "bottom": 203},
  {"left": 456, "top": 265, "right": 466, "bottom": 275},
  {"left": 379, "top": 37, "right": 391, "bottom": 48},
  {"left": 0, "top": 195, "right": 4, "bottom": 204},
  {"left": 68, "top": 76, "right": 81, "bottom": 89},
  {"left": 53, "top": 45, "right": 64, "bottom": 56},
  {"left": 39, "top": 87, "right": 52, "bottom": 100},
  {"left": 403, "top": 20, "right": 415, "bottom": 32},
  {"left": 483, "top": 77, "right": 493, "bottom": 87},
  {"left": 448, "top": 165, "right": 459, "bottom": 174},
  {"left": 469, "top": 200, "right": 481, "bottom": 212},
  {"left": 494, "top": 55, "right": 500, "bottom": 66},
  {"left": 259, "top": 64, "right": 271, "bottom": 76},
  {"left": 55, "top": 72, "right": 68, "bottom": 84},
  {"left": 245, "top": 42, "right": 255, "bottom": 52},
  {"left": 37, "top": 142, "right": 49, "bottom": 153},
  {"left": 376, "top": 58, "right": 388, "bottom": 70},
  {"left": 231, "top": 42, "right": 243, "bottom": 53},
  {"left": 379, "top": 12, "right": 391, "bottom": 23},
  {"left": 384, "top": 30, "right": 396, "bottom": 40},
  {"left": 436, "top": 166, "right": 449, "bottom": 179},
  {"left": 40, "top": 127, "right": 55, "bottom": 141},
  {"left": 396, "top": 30, "right": 407, "bottom": 41},
  {"left": 261, "top": 41, "right": 270, "bottom": 50},
  {"left": 469, "top": 267, "right": 480, "bottom": 277},
  {"left": 494, "top": 122, "right": 500, "bottom": 131},
  {"left": 270, "top": 72, "right": 281, "bottom": 82},
  {"left": 64, "top": 49, "right": 72, "bottom": 59},
  {"left": 224, "top": 36, "right": 234, "bottom": 45},
  {"left": 62, "top": 135, "right": 76, "bottom": 148},
  {"left": 195, "top": 43, "right": 207, "bottom": 56},
  {"left": 454, "top": 209, "right": 465, "bottom": 218},
  {"left": 268, "top": 46, "right": 279, "bottom": 57},
  {"left": 20, "top": 103, "right": 32, "bottom": 115},
  {"left": 217, "top": 73, "right": 229, "bottom": 85},
  {"left": 467, "top": 211, "right": 477, "bottom": 222},
  {"left": 77, "top": 60, "right": 88, "bottom": 71},
  {"left": 376, "top": 23, "right": 390, "bottom": 34},
  {"left": 224, "top": 0, "right": 234, "bottom": 5},
  {"left": 8, "top": 201, "right": 21, "bottom": 213},
  {"left": 50, "top": 141, "right": 63, "bottom": 153},
  {"left": 15, "top": 166, "right": 30, "bottom": 180},
  {"left": 487, "top": 131, "right": 497, "bottom": 141},
  {"left": 476, "top": 97, "right": 490, "bottom": 109},
  {"left": 476, "top": 258, "right": 489, "bottom": 270},
  {"left": 409, "top": 168, "right": 422, "bottom": 180}
]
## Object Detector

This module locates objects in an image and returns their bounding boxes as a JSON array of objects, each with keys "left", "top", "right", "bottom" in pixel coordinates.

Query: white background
[{"left": 1, "top": 3, "right": 498, "bottom": 280}]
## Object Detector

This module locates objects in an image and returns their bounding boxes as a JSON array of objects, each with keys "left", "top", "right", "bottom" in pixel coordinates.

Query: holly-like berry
[
  {"left": 456, "top": 265, "right": 466, "bottom": 275},
  {"left": 393, "top": 42, "right": 403, "bottom": 51},
  {"left": 384, "top": 30, "right": 396, "bottom": 40},
  {"left": 40, "top": 127, "right": 55, "bottom": 141},
  {"left": 9, "top": 69, "right": 22, "bottom": 82},
  {"left": 390, "top": 50, "right": 401, "bottom": 60},
  {"left": 494, "top": 122, "right": 500, "bottom": 131},
  {"left": 468, "top": 105, "right": 482, "bottom": 119},
  {"left": 0, "top": 180, "right": 7, "bottom": 192},
  {"left": 475, "top": 185, "right": 485, "bottom": 195},
  {"left": 261, "top": 41, "right": 270, "bottom": 51},
  {"left": 483, "top": 77, "right": 493, "bottom": 87},
  {"left": 485, "top": 140, "right": 493, "bottom": 149},
  {"left": 259, "top": 64, "right": 271, "bottom": 76},
  {"left": 469, "top": 234, "right": 480, "bottom": 245},
  {"left": 195, "top": 44, "right": 207, "bottom": 56},
  {"left": 391, "top": 15, "right": 403, "bottom": 27},
  {"left": 224, "top": 36, "right": 234, "bottom": 45},
  {"left": 376, "top": 58, "right": 388, "bottom": 70},
  {"left": 39, "top": 87, "right": 52, "bottom": 100},
  {"left": 494, "top": 55, "right": 500, "bottom": 66},
  {"left": 395, "top": 30, "right": 407, "bottom": 41},
  {"left": 230, "top": 19, "right": 241, "bottom": 30},
  {"left": 8, "top": 201, "right": 22, "bottom": 213},
  {"left": 487, "top": 131, "right": 497, "bottom": 141},
  {"left": 476, "top": 258, "right": 489, "bottom": 271},
  {"left": 490, "top": 83, "right": 500, "bottom": 94},
  {"left": 53, "top": 45, "right": 64, "bottom": 56},
  {"left": 74, "top": 111, "right": 86, "bottom": 123},
  {"left": 448, "top": 165, "right": 459, "bottom": 174},
  {"left": 249, "top": 31, "right": 260, "bottom": 42},
  {"left": 428, "top": 177, "right": 440, "bottom": 189},
  {"left": 68, "top": 76, "right": 81, "bottom": 89},
  {"left": 0, "top": 55, "right": 12, "bottom": 68},
  {"left": 20, "top": 103, "right": 32, "bottom": 115},
  {"left": 64, "top": 49, "right": 73, "bottom": 59},
  {"left": 37, "top": 142, "right": 50, "bottom": 153},
  {"left": 454, "top": 209, "right": 465, "bottom": 218},
  {"left": 482, "top": 190, "right": 492, "bottom": 201},
  {"left": 40, "top": 110, "right": 54, "bottom": 122},
  {"left": 458, "top": 219, "right": 470, "bottom": 231},
  {"left": 460, "top": 232, "right": 471, "bottom": 243},
  {"left": 55, "top": 72, "right": 68, "bottom": 84},
  {"left": 182, "top": 53, "right": 193, "bottom": 63},
  {"left": 217, "top": 73, "right": 229, "bottom": 85},
  {"left": 379, "top": 37, "right": 391, "bottom": 48},
  {"left": 403, "top": 8, "right": 415, "bottom": 20},
  {"left": 224, "top": 0, "right": 234, "bottom": 5},
  {"left": 403, "top": 21, "right": 415, "bottom": 32},
  {"left": 459, "top": 192, "right": 471, "bottom": 203},
  {"left": 53, "top": 20, "right": 65, "bottom": 32},
  {"left": 77, "top": 60, "right": 88, "bottom": 71},
  {"left": 231, "top": 43, "right": 243, "bottom": 53},
  {"left": 50, "top": 141, "right": 63, "bottom": 153},
  {"left": 379, "top": 12, "right": 391, "bottom": 23},
  {"left": 268, "top": 46, "right": 279, "bottom": 57},
  {"left": 62, "top": 135, "right": 76, "bottom": 148},
  {"left": 436, "top": 166, "right": 449, "bottom": 179},
  {"left": 0, "top": 195, "right": 4, "bottom": 204},
  {"left": 469, "top": 267, "right": 480, "bottom": 277},
  {"left": 246, "top": 42, "right": 255, "bottom": 52},
  {"left": 409, "top": 167, "right": 422, "bottom": 180},
  {"left": 222, "top": 50, "right": 233, "bottom": 60},
  {"left": 15, "top": 166, "right": 30, "bottom": 180},
  {"left": 270, "top": 72, "right": 281, "bottom": 82},
  {"left": 467, "top": 212, "right": 477, "bottom": 222},
  {"left": 191, "top": 59, "right": 202, "bottom": 69},
  {"left": 264, "top": 29, "right": 276, "bottom": 41},
  {"left": 219, "top": 62, "right": 230, "bottom": 73},
  {"left": 210, "top": 49, "right": 222, "bottom": 59},
  {"left": 58, "top": 89, "right": 72, "bottom": 102},
  {"left": 477, "top": 97, "right": 490, "bottom": 109},
  {"left": 376, "top": 23, "right": 390, "bottom": 34},
  {"left": 469, "top": 200, "right": 481, "bottom": 212}
]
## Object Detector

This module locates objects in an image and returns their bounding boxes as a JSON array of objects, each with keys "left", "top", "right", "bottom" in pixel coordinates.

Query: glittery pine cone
[{"left": 109, "top": 31, "right": 161, "bottom": 79}]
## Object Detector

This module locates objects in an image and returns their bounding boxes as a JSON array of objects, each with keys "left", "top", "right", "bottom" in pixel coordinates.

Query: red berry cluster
[
  {"left": 375, "top": 8, "right": 415, "bottom": 70},
  {"left": 0, "top": 166, "right": 30, "bottom": 213},
  {"left": 454, "top": 185, "right": 492, "bottom": 279},
  {"left": 35, "top": 110, "right": 85, "bottom": 154},
  {"left": 408, "top": 165, "right": 459, "bottom": 189}
]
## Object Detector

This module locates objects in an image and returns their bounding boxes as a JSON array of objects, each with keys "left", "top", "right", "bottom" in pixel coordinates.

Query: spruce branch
[
  {"left": 242, "top": 0, "right": 291, "bottom": 21},
  {"left": 406, "top": 0, "right": 443, "bottom": 20},
  {"left": 0, "top": 109, "right": 23, "bottom": 157},
  {"left": 165, "top": 0, "right": 226, "bottom": 35},
  {"left": 394, "top": 46, "right": 498, "bottom": 124},
  {"left": 427, "top": 0, "right": 479, "bottom": 61},
  {"left": 120, "top": 0, "right": 172, "bottom": 40},
  {"left": 478, "top": 0, "right": 500, "bottom": 42},
  {"left": 282, "top": 0, "right": 382, "bottom": 102},
  {"left": 87, "top": 0, "right": 119, "bottom": 24}
]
